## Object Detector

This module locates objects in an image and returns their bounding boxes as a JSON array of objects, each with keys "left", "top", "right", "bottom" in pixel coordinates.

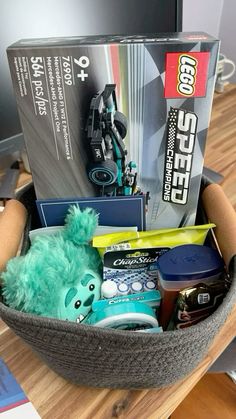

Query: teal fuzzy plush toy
[{"left": 2, "top": 205, "right": 102, "bottom": 323}]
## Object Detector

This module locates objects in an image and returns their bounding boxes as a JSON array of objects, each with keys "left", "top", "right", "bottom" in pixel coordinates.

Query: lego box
[{"left": 7, "top": 32, "right": 219, "bottom": 229}]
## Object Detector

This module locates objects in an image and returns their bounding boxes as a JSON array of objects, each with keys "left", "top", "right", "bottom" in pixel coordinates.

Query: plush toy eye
[
  {"left": 89, "top": 284, "right": 95, "bottom": 291},
  {"left": 74, "top": 300, "right": 81, "bottom": 309}
]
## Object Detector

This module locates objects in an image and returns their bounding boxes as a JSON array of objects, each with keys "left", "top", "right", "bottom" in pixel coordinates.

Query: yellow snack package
[{"left": 93, "top": 224, "right": 215, "bottom": 257}]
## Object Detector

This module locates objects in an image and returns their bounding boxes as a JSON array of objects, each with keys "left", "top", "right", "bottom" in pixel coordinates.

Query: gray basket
[{"left": 0, "top": 180, "right": 236, "bottom": 389}]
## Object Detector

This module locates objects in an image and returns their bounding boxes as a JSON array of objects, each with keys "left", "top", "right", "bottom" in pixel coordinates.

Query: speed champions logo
[{"left": 162, "top": 107, "right": 198, "bottom": 205}]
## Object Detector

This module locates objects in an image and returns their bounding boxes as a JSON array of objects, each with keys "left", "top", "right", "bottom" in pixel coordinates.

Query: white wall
[
  {"left": 183, "top": 0, "right": 224, "bottom": 37},
  {"left": 183, "top": 0, "right": 236, "bottom": 83},
  {"left": 219, "top": 0, "right": 236, "bottom": 83}
]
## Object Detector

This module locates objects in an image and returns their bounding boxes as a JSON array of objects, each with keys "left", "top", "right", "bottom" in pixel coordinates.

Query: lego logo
[
  {"left": 177, "top": 55, "right": 197, "bottom": 96},
  {"left": 165, "top": 51, "right": 210, "bottom": 98}
]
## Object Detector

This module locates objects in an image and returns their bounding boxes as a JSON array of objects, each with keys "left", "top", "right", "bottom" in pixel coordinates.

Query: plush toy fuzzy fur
[{"left": 2, "top": 205, "right": 102, "bottom": 322}]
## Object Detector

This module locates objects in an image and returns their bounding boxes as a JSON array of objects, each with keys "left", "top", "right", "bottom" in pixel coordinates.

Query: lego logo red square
[{"left": 164, "top": 52, "right": 210, "bottom": 98}]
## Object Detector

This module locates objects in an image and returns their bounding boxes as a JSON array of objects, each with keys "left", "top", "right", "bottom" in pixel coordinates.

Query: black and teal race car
[{"left": 86, "top": 84, "right": 138, "bottom": 196}]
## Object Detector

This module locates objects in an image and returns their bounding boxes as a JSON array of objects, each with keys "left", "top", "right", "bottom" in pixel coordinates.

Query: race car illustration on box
[{"left": 86, "top": 84, "right": 140, "bottom": 197}]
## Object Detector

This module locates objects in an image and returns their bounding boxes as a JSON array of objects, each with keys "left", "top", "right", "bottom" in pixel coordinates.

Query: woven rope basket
[{"left": 1, "top": 178, "right": 236, "bottom": 389}]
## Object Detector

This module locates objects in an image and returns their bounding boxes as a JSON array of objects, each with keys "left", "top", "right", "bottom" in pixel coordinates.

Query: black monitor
[{"left": 0, "top": 0, "right": 182, "bottom": 169}]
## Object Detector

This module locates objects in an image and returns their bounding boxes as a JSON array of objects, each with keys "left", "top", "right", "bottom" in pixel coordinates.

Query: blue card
[
  {"left": 36, "top": 195, "right": 146, "bottom": 230},
  {"left": 0, "top": 358, "right": 28, "bottom": 413}
]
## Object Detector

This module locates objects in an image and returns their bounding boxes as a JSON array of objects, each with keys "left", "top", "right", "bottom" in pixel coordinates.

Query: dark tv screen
[{"left": 0, "top": 0, "right": 182, "bottom": 152}]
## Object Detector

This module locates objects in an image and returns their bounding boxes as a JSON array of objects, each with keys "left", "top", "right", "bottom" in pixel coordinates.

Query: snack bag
[{"left": 93, "top": 224, "right": 215, "bottom": 257}]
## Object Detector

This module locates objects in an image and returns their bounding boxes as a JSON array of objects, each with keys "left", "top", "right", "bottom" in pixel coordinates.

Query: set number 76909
[{"left": 62, "top": 56, "right": 90, "bottom": 85}]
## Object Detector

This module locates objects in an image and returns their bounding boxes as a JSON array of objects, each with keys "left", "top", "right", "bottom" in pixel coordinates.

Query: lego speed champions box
[{"left": 7, "top": 33, "right": 219, "bottom": 229}]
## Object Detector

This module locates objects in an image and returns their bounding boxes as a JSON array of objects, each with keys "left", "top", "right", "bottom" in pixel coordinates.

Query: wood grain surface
[
  {"left": 172, "top": 373, "right": 236, "bottom": 419},
  {"left": 204, "top": 85, "right": 236, "bottom": 210},
  {"left": 0, "top": 85, "right": 236, "bottom": 419}
]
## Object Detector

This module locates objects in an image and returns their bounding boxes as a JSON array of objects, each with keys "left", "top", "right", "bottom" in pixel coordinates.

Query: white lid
[
  {"left": 101, "top": 280, "right": 118, "bottom": 299},
  {"left": 117, "top": 283, "right": 129, "bottom": 295},
  {"left": 145, "top": 280, "right": 156, "bottom": 290},
  {"left": 131, "top": 281, "right": 143, "bottom": 293}
]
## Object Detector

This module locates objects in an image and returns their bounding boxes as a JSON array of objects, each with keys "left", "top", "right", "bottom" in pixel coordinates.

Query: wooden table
[{"left": 0, "top": 85, "right": 236, "bottom": 418}]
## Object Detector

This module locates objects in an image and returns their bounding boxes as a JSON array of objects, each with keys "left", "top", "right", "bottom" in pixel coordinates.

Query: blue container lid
[{"left": 157, "top": 244, "right": 224, "bottom": 282}]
